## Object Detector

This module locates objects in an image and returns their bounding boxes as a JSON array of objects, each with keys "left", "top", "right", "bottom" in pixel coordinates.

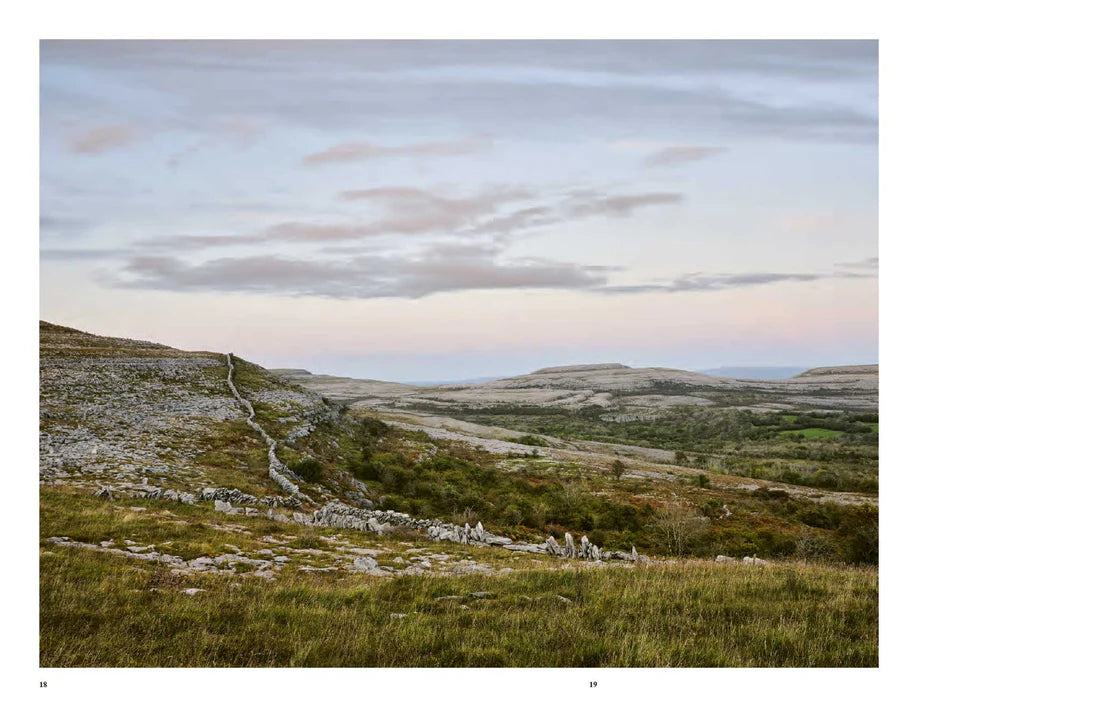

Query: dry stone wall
[{"left": 225, "top": 353, "right": 313, "bottom": 503}]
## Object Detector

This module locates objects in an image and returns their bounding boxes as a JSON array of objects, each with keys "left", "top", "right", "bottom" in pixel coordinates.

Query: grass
[
  {"left": 40, "top": 546, "right": 877, "bottom": 667},
  {"left": 778, "top": 428, "right": 846, "bottom": 439}
]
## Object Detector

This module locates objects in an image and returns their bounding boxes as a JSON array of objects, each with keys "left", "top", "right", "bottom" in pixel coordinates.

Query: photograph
[{"left": 39, "top": 39, "right": 879, "bottom": 668}]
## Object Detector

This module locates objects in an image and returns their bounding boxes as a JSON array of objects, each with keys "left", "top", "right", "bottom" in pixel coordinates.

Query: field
[
  {"left": 41, "top": 542, "right": 877, "bottom": 667},
  {"left": 778, "top": 428, "right": 846, "bottom": 439}
]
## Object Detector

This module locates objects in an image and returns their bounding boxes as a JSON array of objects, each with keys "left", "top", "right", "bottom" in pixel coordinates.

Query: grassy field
[
  {"left": 778, "top": 428, "right": 846, "bottom": 439},
  {"left": 40, "top": 545, "right": 877, "bottom": 667}
]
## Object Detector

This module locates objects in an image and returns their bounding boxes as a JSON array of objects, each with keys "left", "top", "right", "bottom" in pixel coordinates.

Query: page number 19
[{"left": 589, "top": 681, "right": 597, "bottom": 688}]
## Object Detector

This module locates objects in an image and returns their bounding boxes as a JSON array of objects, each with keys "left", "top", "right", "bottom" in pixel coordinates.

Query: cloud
[
  {"left": 564, "top": 191, "right": 683, "bottom": 218},
  {"left": 110, "top": 235, "right": 865, "bottom": 301},
  {"left": 601, "top": 272, "right": 830, "bottom": 294},
  {"left": 644, "top": 145, "right": 727, "bottom": 167},
  {"left": 67, "top": 124, "right": 138, "bottom": 154},
  {"left": 836, "top": 256, "right": 878, "bottom": 270},
  {"left": 302, "top": 136, "right": 490, "bottom": 165},
  {"left": 111, "top": 245, "right": 612, "bottom": 299},
  {"left": 41, "top": 247, "right": 133, "bottom": 261},
  {"left": 135, "top": 186, "right": 683, "bottom": 252},
  {"left": 44, "top": 42, "right": 876, "bottom": 145}
]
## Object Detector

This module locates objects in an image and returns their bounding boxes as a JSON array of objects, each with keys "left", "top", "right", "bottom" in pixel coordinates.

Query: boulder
[{"left": 353, "top": 556, "right": 379, "bottom": 572}]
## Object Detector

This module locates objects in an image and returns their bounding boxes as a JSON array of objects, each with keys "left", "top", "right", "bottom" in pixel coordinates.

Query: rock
[
  {"left": 434, "top": 595, "right": 463, "bottom": 601},
  {"left": 188, "top": 557, "right": 217, "bottom": 571},
  {"left": 390, "top": 613, "right": 408, "bottom": 619},
  {"left": 181, "top": 588, "right": 205, "bottom": 596},
  {"left": 557, "top": 595, "right": 574, "bottom": 604},
  {"left": 716, "top": 555, "right": 735, "bottom": 562},
  {"left": 353, "top": 556, "right": 379, "bottom": 572},
  {"left": 742, "top": 556, "right": 768, "bottom": 566},
  {"left": 564, "top": 533, "right": 575, "bottom": 558},
  {"left": 467, "top": 591, "right": 493, "bottom": 599},
  {"left": 214, "top": 500, "right": 233, "bottom": 513},
  {"left": 631, "top": 546, "right": 639, "bottom": 562}
]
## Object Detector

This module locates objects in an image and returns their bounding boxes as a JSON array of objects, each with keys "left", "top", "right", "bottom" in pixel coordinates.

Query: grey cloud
[
  {"left": 40, "top": 214, "right": 92, "bottom": 237},
  {"left": 644, "top": 145, "right": 727, "bottom": 167},
  {"left": 601, "top": 272, "right": 828, "bottom": 294},
  {"left": 136, "top": 186, "right": 682, "bottom": 252},
  {"left": 43, "top": 41, "right": 876, "bottom": 145},
  {"left": 722, "top": 100, "right": 877, "bottom": 143},
  {"left": 41, "top": 247, "right": 133, "bottom": 261},
  {"left": 303, "top": 136, "right": 489, "bottom": 165},
  {"left": 111, "top": 248, "right": 611, "bottom": 300},
  {"left": 67, "top": 124, "right": 139, "bottom": 154},
  {"left": 109, "top": 239, "right": 863, "bottom": 300},
  {"left": 43, "top": 40, "right": 876, "bottom": 82},
  {"left": 564, "top": 192, "right": 683, "bottom": 218},
  {"left": 465, "top": 206, "right": 558, "bottom": 236},
  {"left": 836, "top": 256, "right": 878, "bottom": 270}
]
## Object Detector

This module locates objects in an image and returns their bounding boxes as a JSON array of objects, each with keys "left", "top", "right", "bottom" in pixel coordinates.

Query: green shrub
[{"left": 289, "top": 457, "right": 325, "bottom": 483}]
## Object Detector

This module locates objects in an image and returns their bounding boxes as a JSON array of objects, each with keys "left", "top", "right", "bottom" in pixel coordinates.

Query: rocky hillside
[{"left": 39, "top": 321, "right": 654, "bottom": 568}]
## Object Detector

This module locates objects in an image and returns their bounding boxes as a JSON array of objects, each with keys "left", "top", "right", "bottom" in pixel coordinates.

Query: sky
[{"left": 40, "top": 40, "right": 877, "bottom": 382}]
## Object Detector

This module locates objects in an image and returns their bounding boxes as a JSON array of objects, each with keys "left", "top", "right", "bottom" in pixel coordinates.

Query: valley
[{"left": 39, "top": 321, "right": 878, "bottom": 667}]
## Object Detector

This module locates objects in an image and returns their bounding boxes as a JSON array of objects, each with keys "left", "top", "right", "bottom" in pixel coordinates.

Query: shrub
[
  {"left": 655, "top": 503, "right": 710, "bottom": 555},
  {"left": 509, "top": 434, "right": 549, "bottom": 447},
  {"left": 289, "top": 457, "right": 325, "bottom": 483}
]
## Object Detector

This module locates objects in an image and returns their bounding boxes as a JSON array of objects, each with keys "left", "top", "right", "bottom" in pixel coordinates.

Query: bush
[
  {"left": 509, "top": 434, "right": 549, "bottom": 447},
  {"left": 837, "top": 505, "right": 878, "bottom": 564},
  {"left": 289, "top": 457, "right": 325, "bottom": 483}
]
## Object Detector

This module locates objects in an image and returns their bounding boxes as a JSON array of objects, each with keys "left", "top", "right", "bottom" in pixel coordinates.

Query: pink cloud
[{"left": 67, "top": 124, "right": 139, "bottom": 154}]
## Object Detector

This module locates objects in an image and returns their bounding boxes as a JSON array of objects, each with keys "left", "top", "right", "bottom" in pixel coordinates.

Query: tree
[
  {"left": 655, "top": 503, "right": 710, "bottom": 556},
  {"left": 610, "top": 459, "right": 626, "bottom": 479}
]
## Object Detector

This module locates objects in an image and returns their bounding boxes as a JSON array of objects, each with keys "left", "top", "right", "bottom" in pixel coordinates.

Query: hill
[{"left": 274, "top": 361, "right": 878, "bottom": 412}]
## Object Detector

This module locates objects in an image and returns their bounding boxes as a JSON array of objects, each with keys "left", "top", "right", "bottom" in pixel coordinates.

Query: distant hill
[
  {"left": 696, "top": 366, "right": 807, "bottom": 380},
  {"left": 280, "top": 360, "right": 878, "bottom": 412},
  {"left": 795, "top": 364, "right": 879, "bottom": 378}
]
